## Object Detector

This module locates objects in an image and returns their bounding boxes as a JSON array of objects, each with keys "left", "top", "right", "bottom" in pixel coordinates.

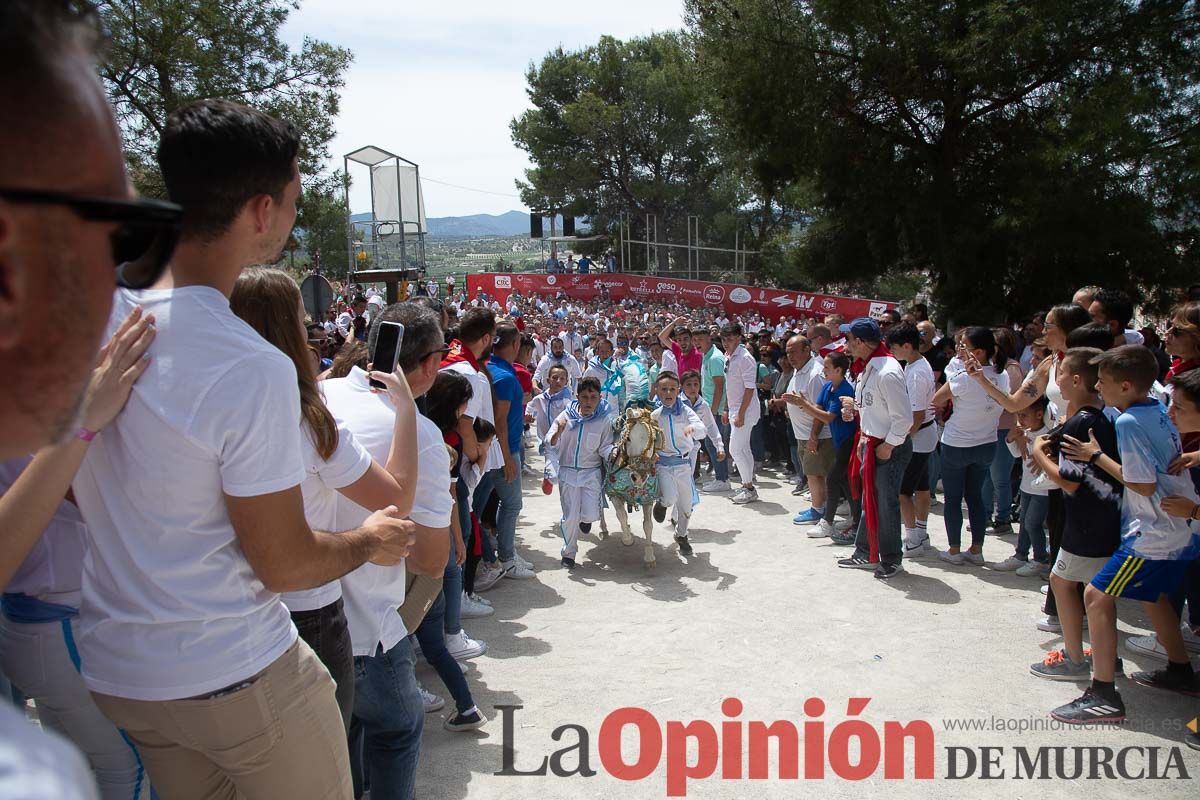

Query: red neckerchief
[
  {"left": 1168, "top": 357, "right": 1199, "bottom": 380},
  {"left": 1056, "top": 351, "right": 1065, "bottom": 363},
  {"left": 846, "top": 341, "right": 893, "bottom": 562},
  {"left": 440, "top": 339, "right": 481, "bottom": 372}
]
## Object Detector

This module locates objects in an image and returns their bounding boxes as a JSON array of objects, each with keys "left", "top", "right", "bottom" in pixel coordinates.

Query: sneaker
[
  {"left": 561, "top": 556, "right": 576, "bottom": 568},
  {"left": 1186, "top": 730, "right": 1200, "bottom": 752},
  {"left": 938, "top": 549, "right": 965, "bottom": 565},
  {"left": 445, "top": 630, "right": 487, "bottom": 660},
  {"left": 653, "top": 502, "right": 667, "bottom": 523},
  {"left": 542, "top": 478, "right": 553, "bottom": 495},
  {"left": 731, "top": 487, "right": 758, "bottom": 504},
  {"left": 1183, "top": 624, "right": 1200, "bottom": 654},
  {"left": 419, "top": 683, "right": 445, "bottom": 713},
  {"left": 792, "top": 508, "right": 822, "bottom": 525},
  {"left": 1127, "top": 633, "right": 1200, "bottom": 664},
  {"left": 837, "top": 556, "right": 876, "bottom": 570},
  {"left": 1050, "top": 688, "right": 1126, "bottom": 724},
  {"left": 514, "top": 553, "right": 535, "bottom": 570},
  {"left": 1030, "top": 649, "right": 1091, "bottom": 681},
  {"left": 808, "top": 519, "right": 835, "bottom": 539},
  {"left": 874, "top": 562, "right": 903, "bottom": 580},
  {"left": 444, "top": 706, "right": 487, "bottom": 732},
  {"left": 701, "top": 480, "right": 731, "bottom": 493},
  {"left": 961, "top": 550, "right": 985, "bottom": 566},
  {"left": 460, "top": 592, "right": 494, "bottom": 619},
  {"left": 500, "top": 558, "right": 535, "bottom": 579},
  {"left": 835, "top": 519, "right": 857, "bottom": 533},
  {"left": 474, "top": 562, "right": 504, "bottom": 592},
  {"left": 1130, "top": 667, "right": 1200, "bottom": 697},
  {"left": 903, "top": 537, "right": 929, "bottom": 558},
  {"left": 1040, "top": 583, "right": 1049, "bottom": 595},
  {"left": 466, "top": 592, "right": 492, "bottom": 608},
  {"left": 990, "top": 555, "right": 1028, "bottom": 572},
  {"left": 791, "top": 484, "right": 807, "bottom": 496},
  {"left": 1037, "top": 615, "right": 1062, "bottom": 633},
  {"left": 829, "top": 530, "right": 857, "bottom": 546},
  {"left": 675, "top": 536, "right": 693, "bottom": 556},
  {"left": 988, "top": 521, "right": 1014, "bottom": 536},
  {"left": 1016, "top": 560, "right": 1050, "bottom": 578}
]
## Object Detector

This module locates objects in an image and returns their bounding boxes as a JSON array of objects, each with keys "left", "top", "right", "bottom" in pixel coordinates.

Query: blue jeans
[
  {"left": 474, "top": 465, "right": 522, "bottom": 563},
  {"left": 928, "top": 445, "right": 941, "bottom": 497},
  {"left": 852, "top": 438, "right": 913, "bottom": 567},
  {"left": 442, "top": 540, "right": 463, "bottom": 637},
  {"left": 982, "top": 429, "right": 1015, "bottom": 523},
  {"left": 350, "top": 638, "right": 423, "bottom": 800},
  {"left": 413, "top": 592, "right": 474, "bottom": 714},
  {"left": 701, "top": 423, "right": 729, "bottom": 482},
  {"left": 941, "top": 442, "right": 997, "bottom": 548},
  {"left": 1015, "top": 491, "right": 1049, "bottom": 562}
]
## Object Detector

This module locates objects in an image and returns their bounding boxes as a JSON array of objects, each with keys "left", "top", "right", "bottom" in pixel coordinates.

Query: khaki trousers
[{"left": 92, "top": 639, "right": 351, "bottom": 800}]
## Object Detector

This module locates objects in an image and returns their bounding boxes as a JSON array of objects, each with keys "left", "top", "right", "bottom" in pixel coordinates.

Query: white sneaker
[
  {"left": 467, "top": 591, "right": 492, "bottom": 607},
  {"left": 418, "top": 683, "right": 445, "bottom": 713},
  {"left": 1039, "top": 583, "right": 1049, "bottom": 595},
  {"left": 500, "top": 558, "right": 536, "bottom": 579},
  {"left": 938, "top": 549, "right": 965, "bottom": 565},
  {"left": 1125, "top": 635, "right": 1168, "bottom": 663},
  {"left": 903, "top": 537, "right": 929, "bottom": 558},
  {"left": 731, "top": 487, "right": 758, "bottom": 504},
  {"left": 460, "top": 591, "right": 494, "bottom": 619},
  {"left": 835, "top": 519, "right": 856, "bottom": 534},
  {"left": 513, "top": 553, "right": 535, "bottom": 570},
  {"left": 1183, "top": 623, "right": 1200, "bottom": 654},
  {"left": 1016, "top": 561, "right": 1049, "bottom": 578},
  {"left": 808, "top": 519, "right": 835, "bottom": 539},
  {"left": 1036, "top": 615, "right": 1062, "bottom": 633},
  {"left": 445, "top": 630, "right": 487, "bottom": 660},
  {"left": 701, "top": 480, "right": 732, "bottom": 493},
  {"left": 962, "top": 551, "right": 985, "bottom": 566},
  {"left": 474, "top": 562, "right": 504, "bottom": 592},
  {"left": 990, "top": 555, "right": 1027, "bottom": 572}
]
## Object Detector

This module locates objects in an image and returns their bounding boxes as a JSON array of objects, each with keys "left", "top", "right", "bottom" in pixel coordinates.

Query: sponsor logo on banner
[
  {"left": 868, "top": 302, "right": 888, "bottom": 319},
  {"left": 703, "top": 285, "right": 725, "bottom": 304},
  {"left": 794, "top": 295, "right": 815, "bottom": 310},
  {"left": 546, "top": 275, "right": 557, "bottom": 286},
  {"left": 729, "top": 287, "right": 752, "bottom": 304},
  {"left": 821, "top": 298, "right": 837, "bottom": 311},
  {"left": 655, "top": 282, "right": 677, "bottom": 293},
  {"left": 494, "top": 275, "right": 511, "bottom": 289}
]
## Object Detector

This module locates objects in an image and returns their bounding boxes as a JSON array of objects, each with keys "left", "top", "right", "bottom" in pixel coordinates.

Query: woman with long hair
[
  {"left": 982, "top": 327, "right": 1027, "bottom": 534},
  {"left": 230, "top": 267, "right": 417, "bottom": 732},
  {"left": 933, "top": 327, "right": 1010, "bottom": 564}
]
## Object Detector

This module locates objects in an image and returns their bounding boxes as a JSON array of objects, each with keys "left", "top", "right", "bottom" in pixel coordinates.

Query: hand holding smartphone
[{"left": 369, "top": 322, "right": 405, "bottom": 390}]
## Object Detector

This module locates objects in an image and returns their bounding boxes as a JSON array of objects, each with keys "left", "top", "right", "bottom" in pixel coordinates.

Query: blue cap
[{"left": 838, "top": 317, "right": 881, "bottom": 340}]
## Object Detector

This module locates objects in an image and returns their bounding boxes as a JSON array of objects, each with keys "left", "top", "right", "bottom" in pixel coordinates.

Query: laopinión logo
[{"left": 494, "top": 700, "right": 1192, "bottom": 797}]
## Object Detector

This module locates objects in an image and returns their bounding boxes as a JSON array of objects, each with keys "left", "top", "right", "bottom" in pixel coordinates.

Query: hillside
[{"left": 350, "top": 210, "right": 569, "bottom": 238}]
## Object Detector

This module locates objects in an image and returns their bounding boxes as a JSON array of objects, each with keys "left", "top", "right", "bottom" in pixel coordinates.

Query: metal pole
[
  {"left": 695, "top": 217, "right": 701, "bottom": 279},
  {"left": 414, "top": 164, "right": 426, "bottom": 275},
  {"left": 644, "top": 213, "right": 650, "bottom": 275},
  {"left": 394, "top": 159, "right": 407, "bottom": 273},
  {"left": 344, "top": 156, "right": 353, "bottom": 282}
]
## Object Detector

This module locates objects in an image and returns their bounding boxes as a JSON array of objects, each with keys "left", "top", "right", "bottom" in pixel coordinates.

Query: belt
[
  {"left": 918, "top": 419, "right": 936, "bottom": 431},
  {"left": 658, "top": 454, "right": 690, "bottom": 467}
]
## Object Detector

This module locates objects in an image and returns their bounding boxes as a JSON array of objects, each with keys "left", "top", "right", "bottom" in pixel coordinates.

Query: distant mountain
[{"left": 350, "top": 210, "right": 570, "bottom": 238}]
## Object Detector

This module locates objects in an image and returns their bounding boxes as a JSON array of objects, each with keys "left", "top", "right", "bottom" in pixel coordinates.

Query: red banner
[{"left": 465, "top": 273, "right": 896, "bottom": 323}]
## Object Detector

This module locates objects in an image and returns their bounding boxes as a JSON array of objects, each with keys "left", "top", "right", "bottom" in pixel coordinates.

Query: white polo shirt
[
  {"left": 72, "top": 287, "right": 303, "bottom": 701},
  {"left": 904, "top": 357, "right": 939, "bottom": 454},
  {"left": 279, "top": 414, "right": 373, "bottom": 614},
  {"left": 724, "top": 345, "right": 759, "bottom": 420},
  {"left": 786, "top": 356, "right": 830, "bottom": 441},
  {"left": 324, "top": 368, "right": 453, "bottom": 657}
]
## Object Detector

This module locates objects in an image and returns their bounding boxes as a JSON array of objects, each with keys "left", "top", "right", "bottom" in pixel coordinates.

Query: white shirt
[
  {"left": 1007, "top": 426, "right": 1051, "bottom": 496},
  {"left": 904, "top": 358, "right": 938, "bottom": 454},
  {"left": 324, "top": 368, "right": 453, "bottom": 656},
  {"left": 72, "top": 287, "right": 302, "bottom": 701},
  {"left": 0, "top": 704, "right": 99, "bottom": 800},
  {"left": 941, "top": 366, "right": 1010, "bottom": 448},
  {"left": 441, "top": 361, "right": 504, "bottom": 472},
  {"left": 549, "top": 409, "right": 616, "bottom": 471},
  {"left": 533, "top": 352, "right": 582, "bottom": 390},
  {"left": 724, "top": 345, "right": 759, "bottom": 419},
  {"left": 659, "top": 348, "right": 678, "bottom": 377},
  {"left": 785, "top": 356, "right": 830, "bottom": 441},
  {"left": 0, "top": 457, "right": 86, "bottom": 606},
  {"left": 280, "top": 415, "right": 373, "bottom": 614},
  {"left": 652, "top": 404, "right": 707, "bottom": 459},
  {"left": 528, "top": 388, "right": 573, "bottom": 444},
  {"left": 854, "top": 354, "right": 911, "bottom": 446},
  {"left": 684, "top": 396, "right": 721, "bottom": 454}
]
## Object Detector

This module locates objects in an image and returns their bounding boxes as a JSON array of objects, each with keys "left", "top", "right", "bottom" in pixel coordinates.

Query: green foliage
[
  {"left": 297, "top": 172, "right": 351, "bottom": 278},
  {"left": 687, "top": 0, "right": 1200, "bottom": 319},
  {"left": 97, "top": 0, "right": 352, "bottom": 195}
]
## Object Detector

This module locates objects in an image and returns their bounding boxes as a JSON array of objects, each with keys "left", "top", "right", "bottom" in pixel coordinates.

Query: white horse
[{"left": 600, "top": 407, "right": 664, "bottom": 567}]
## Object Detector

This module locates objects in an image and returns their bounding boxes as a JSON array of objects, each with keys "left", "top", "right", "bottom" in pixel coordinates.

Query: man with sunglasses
[{"left": 69, "top": 100, "right": 416, "bottom": 799}]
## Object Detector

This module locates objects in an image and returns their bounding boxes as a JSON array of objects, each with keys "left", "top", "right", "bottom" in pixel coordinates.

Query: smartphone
[{"left": 369, "top": 321, "right": 405, "bottom": 390}]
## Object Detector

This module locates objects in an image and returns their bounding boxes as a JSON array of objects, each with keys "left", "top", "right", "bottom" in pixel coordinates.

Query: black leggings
[
  {"left": 1042, "top": 489, "right": 1083, "bottom": 615},
  {"left": 823, "top": 438, "right": 860, "bottom": 526}
]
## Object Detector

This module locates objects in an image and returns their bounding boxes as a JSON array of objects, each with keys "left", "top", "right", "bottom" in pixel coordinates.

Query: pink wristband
[{"left": 76, "top": 428, "right": 98, "bottom": 442}]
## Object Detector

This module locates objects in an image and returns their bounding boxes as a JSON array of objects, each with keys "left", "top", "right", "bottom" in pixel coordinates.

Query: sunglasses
[{"left": 0, "top": 188, "right": 182, "bottom": 289}]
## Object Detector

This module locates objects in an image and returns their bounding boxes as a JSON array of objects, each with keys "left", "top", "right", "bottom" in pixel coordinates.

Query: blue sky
[{"left": 282, "top": 0, "right": 685, "bottom": 217}]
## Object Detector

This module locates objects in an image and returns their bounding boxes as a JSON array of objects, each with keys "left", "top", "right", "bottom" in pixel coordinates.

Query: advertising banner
[{"left": 465, "top": 273, "right": 896, "bottom": 322}]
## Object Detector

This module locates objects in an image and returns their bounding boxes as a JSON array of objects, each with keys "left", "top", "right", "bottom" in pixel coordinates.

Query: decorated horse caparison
[{"left": 601, "top": 407, "right": 664, "bottom": 567}]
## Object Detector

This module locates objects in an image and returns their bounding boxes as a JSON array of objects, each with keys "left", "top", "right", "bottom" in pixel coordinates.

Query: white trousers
[
  {"left": 559, "top": 467, "right": 602, "bottom": 558},
  {"left": 0, "top": 614, "right": 145, "bottom": 800},
  {"left": 728, "top": 404, "right": 759, "bottom": 486},
  {"left": 657, "top": 463, "right": 696, "bottom": 538}
]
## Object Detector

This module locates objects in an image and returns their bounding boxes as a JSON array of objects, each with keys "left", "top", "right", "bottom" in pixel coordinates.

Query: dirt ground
[{"left": 413, "top": 455, "right": 1200, "bottom": 799}]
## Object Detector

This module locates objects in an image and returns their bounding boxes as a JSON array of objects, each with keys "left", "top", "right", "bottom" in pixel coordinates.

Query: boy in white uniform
[
  {"left": 546, "top": 378, "right": 615, "bottom": 568},
  {"left": 679, "top": 369, "right": 724, "bottom": 476},
  {"left": 651, "top": 372, "right": 707, "bottom": 556},
  {"left": 527, "top": 364, "right": 572, "bottom": 495}
]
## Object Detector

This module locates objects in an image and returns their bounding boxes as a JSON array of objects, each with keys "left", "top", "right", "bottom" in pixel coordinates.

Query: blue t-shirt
[
  {"left": 1115, "top": 400, "right": 1200, "bottom": 560},
  {"left": 578, "top": 257, "right": 591, "bottom": 273},
  {"left": 818, "top": 379, "right": 857, "bottom": 447},
  {"left": 488, "top": 355, "right": 525, "bottom": 455}
]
